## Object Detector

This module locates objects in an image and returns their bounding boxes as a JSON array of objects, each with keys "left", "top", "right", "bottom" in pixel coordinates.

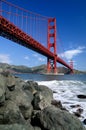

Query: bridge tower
[
  {"left": 47, "top": 18, "right": 57, "bottom": 74},
  {"left": 70, "top": 60, "right": 74, "bottom": 74}
]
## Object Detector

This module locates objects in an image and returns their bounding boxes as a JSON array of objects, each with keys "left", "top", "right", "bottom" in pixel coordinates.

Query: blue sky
[{"left": 0, "top": 0, "right": 86, "bottom": 71}]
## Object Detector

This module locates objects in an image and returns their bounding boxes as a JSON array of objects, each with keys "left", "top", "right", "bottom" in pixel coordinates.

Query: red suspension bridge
[{"left": 0, "top": 0, "right": 73, "bottom": 74}]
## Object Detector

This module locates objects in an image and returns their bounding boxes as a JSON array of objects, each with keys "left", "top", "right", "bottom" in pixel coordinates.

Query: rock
[
  {"left": 27, "top": 81, "right": 38, "bottom": 88},
  {"left": 1, "top": 70, "right": 11, "bottom": 77},
  {"left": 70, "top": 104, "right": 81, "bottom": 108},
  {"left": 32, "top": 92, "right": 51, "bottom": 110},
  {"left": 0, "top": 73, "right": 85, "bottom": 130},
  {"left": 0, "top": 123, "right": 34, "bottom": 130},
  {"left": 33, "top": 85, "right": 53, "bottom": 103},
  {"left": 77, "top": 95, "right": 86, "bottom": 99},
  {"left": 83, "top": 119, "right": 86, "bottom": 125},
  {"left": 3, "top": 101, "right": 25, "bottom": 124},
  {"left": 10, "top": 89, "right": 33, "bottom": 120},
  {"left": 25, "top": 81, "right": 38, "bottom": 94},
  {"left": 53, "top": 90, "right": 57, "bottom": 93},
  {"left": 34, "top": 126, "right": 41, "bottom": 130},
  {"left": 74, "top": 108, "right": 83, "bottom": 117},
  {"left": 32, "top": 85, "right": 53, "bottom": 110},
  {"left": 0, "top": 88, "right": 5, "bottom": 106},
  {"left": 5, "top": 88, "right": 11, "bottom": 100},
  {"left": 33, "top": 84, "right": 52, "bottom": 95},
  {"left": 19, "top": 104, "right": 33, "bottom": 120},
  {"left": 77, "top": 108, "right": 83, "bottom": 114},
  {"left": 13, "top": 77, "right": 24, "bottom": 90},
  {"left": 51, "top": 100, "right": 63, "bottom": 109},
  {"left": 7, "top": 84, "right": 15, "bottom": 91},
  {"left": 0, "top": 74, "right": 7, "bottom": 94},
  {"left": 32, "top": 106, "right": 85, "bottom": 130},
  {"left": 74, "top": 111, "right": 81, "bottom": 117},
  {"left": 7, "top": 75, "right": 16, "bottom": 91}
]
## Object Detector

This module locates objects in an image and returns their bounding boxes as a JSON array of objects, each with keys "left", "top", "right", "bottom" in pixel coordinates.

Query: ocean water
[{"left": 15, "top": 73, "right": 86, "bottom": 124}]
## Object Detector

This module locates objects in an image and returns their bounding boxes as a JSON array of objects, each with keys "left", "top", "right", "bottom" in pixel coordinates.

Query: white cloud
[
  {"left": 59, "top": 46, "right": 85, "bottom": 60},
  {"left": 24, "top": 56, "right": 29, "bottom": 60},
  {"left": 33, "top": 54, "right": 38, "bottom": 57},
  {"left": 0, "top": 54, "right": 11, "bottom": 64},
  {"left": 38, "top": 57, "right": 46, "bottom": 62},
  {"left": 33, "top": 53, "right": 46, "bottom": 62}
]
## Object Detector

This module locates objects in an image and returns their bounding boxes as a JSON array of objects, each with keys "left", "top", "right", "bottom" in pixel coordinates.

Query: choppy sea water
[{"left": 15, "top": 73, "right": 86, "bottom": 124}]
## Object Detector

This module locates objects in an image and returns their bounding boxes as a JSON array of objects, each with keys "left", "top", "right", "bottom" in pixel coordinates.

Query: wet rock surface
[
  {"left": 32, "top": 106, "right": 85, "bottom": 130},
  {"left": 77, "top": 94, "right": 86, "bottom": 99},
  {"left": 0, "top": 72, "right": 85, "bottom": 130}
]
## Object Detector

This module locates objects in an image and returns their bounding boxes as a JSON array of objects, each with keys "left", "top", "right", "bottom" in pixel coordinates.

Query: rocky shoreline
[{"left": 0, "top": 72, "right": 85, "bottom": 130}]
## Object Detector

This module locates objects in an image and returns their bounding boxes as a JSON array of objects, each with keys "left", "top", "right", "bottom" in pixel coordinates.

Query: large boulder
[
  {"left": 0, "top": 100, "right": 25, "bottom": 124},
  {"left": 32, "top": 85, "right": 53, "bottom": 110},
  {"left": 9, "top": 89, "right": 33, "bottom": 120},
  {"left": 32, "top": 106, "right": 85, "bottom": 130},
  {"left": 23, "top": 81, "right": 38, "bottom": 94},
  {"left": 0, "top": 123, "right": 34, "bottom": 130}
]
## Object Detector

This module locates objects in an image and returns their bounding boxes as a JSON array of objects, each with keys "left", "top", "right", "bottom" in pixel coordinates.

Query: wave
[{"left": 37, "top": 80, "right": 86, "bottom": 123}]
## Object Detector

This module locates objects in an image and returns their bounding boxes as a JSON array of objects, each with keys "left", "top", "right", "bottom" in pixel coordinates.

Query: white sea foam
[{"left": 37, "top": 80, "right": 86, "bottom": 124}]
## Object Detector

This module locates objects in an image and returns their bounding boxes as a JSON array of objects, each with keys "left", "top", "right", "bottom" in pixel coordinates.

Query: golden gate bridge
[{"left": 0, "top": 0, "right": 73, "bottom": 74}]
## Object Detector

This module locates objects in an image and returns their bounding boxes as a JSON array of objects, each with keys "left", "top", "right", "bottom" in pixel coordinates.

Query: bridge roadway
[{"left": 0, "top": 16, "right": 72, "bottom": 71}]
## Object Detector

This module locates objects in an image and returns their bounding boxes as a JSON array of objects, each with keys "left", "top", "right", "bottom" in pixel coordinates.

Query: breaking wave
[{"left": 37, "top": 80, "right": 86, "bottom": 123}]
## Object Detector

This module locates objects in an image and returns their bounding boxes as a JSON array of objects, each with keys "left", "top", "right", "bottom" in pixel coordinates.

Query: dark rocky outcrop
[
  {"left": 83, "top": 119, "right": 86, "bottom": 125},
  {"left": 77, "top": 94, "right": 86, "bottom": 99},
  {"left": 0, "top": 72, "right": 85, "bottom": 130},
  {"left": 74, "top": 108, "right": 83, "bottom": 117},
  {"left": 31, "top": 106, "right": 85, "bottom": 130}
]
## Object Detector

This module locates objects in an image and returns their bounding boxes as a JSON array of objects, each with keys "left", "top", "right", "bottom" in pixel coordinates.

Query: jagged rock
[
  {"left": 23, "top": 81, "right": 38, "bottom": 94},
  {"left": 0, "top": 123, "right": 34, "bottom": 130},
  {"left": 74, "top": 108, "right": 83, "bottom": 117},
  {"left": 0, "top": 75, "right": 7, "bottom": 94},
  {"left": 13, "top": 77, "right": 24, "bottom": 90},
  {"left": 32, "top": 92, "right": 51, "bottom": 110},
  {"left": 3, "top": 101, "right": 25, "bottom": 124},
  {"left": 51, "top": 99, "right": 63, "bottom": 109},
  {"left": 0, "top": 88, "right": 5, "bottom": 106},
  {"left": 7, "top": 75, "right": 16, "bottom": 91},
  {"left": 74, "top": 111, "right": 81, "bottom": 117},
  {"left": 10, "top": 89, "right": 33, "bottom": 120},
  {"left": 33, "top": 85, "right": 53, "bottom": 103},
  {"left": 32, "top": 84, "right": 53, "bottom": 110},
  {"left": 5, "top": 87, "right": 11, "bottom": 100},
  {"left": 7, "top": 84, "right": 15, "bottom": 91},
  {"left": 32, "top": 85, "right": 53, "bottom": 110},
  {"left": 32, "top": 106, "right": 85, "bottom": 130}
]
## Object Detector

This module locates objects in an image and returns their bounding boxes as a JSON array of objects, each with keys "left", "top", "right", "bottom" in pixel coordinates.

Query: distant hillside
[
  {"left": 0, "top": 63, "right": 85, "bottom": 74},
  {"left": 0, "top": 63, "right": 32, "bottom": 73}
]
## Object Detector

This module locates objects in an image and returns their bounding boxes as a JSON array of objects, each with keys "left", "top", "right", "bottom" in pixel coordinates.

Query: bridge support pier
[
  {"left": 47, "top": 18, "right": 57, "bottom": 74},
  {"left": 70, "top": 60, "right": 74, "bottom": 74}
]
